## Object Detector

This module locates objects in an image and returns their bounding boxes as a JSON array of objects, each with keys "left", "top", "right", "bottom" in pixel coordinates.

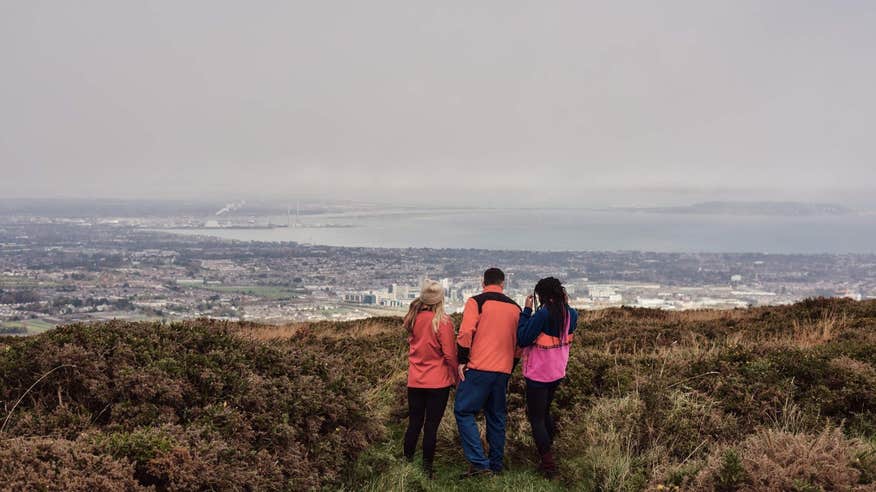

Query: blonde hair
[{"left": 402, "top": 280, "right": 447, "bottom": 334}]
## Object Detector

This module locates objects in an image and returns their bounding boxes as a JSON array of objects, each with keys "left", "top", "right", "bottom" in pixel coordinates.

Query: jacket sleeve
[
  {"left": 517, "top": 307, "right": 546, "bottom": 347},
  {"left": 514, "top": 310, "right": 523, "bottom": 361},
  {"left": 456, "top": 298, "right": 478, "bottom": 364},
  {"left": 438, "top": 317, "right": 458, "bottom": 373},
  {"left": 568, "top": 307, "right": 579, "bottom": 335}
]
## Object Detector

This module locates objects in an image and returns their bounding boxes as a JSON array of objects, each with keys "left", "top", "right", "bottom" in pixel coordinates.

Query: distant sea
[{"left": 164, "top": 209, "right": 876, "bottom": 254}]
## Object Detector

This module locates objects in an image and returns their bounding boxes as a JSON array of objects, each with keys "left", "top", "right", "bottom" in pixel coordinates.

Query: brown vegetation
[
  {"left": 0, "top": 319, "right": 379, "bottom": 490},
  {"left": 2, "top": 299, "right": 876, "bottom": 490},
  {"left": 692, "top": 427, "right": 872, "bottom": 491}
]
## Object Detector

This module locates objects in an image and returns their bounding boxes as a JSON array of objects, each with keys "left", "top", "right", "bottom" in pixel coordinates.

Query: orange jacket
[
  {"left": 408, "top": 311, "right": 458, "bottom": 388},
  {"left": 457, "top": 285, "right": 522, "bottom": 374}
]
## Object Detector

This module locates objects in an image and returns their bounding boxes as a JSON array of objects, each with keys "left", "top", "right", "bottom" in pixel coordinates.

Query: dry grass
[
  {"left": 694, "top": 427, "right": 869, "bottom": 491},
  {"left": 829, "top": 356, "right": 876, "bottom": 378},
  {"left": 362, "top": 369, "right": 406, "bottom": 425},
  {"left": 664, "top": 309, "right": 749, "bottom": 323},
  {"left": 235, "top": 321, "right": 401, "bottom": 341},
  {"left": 344, "top": 321, "right": 399, "bottom": 339},
  {"left": 235, "top": 320, "right": 398, "bottom": 342},
  {"left": 5, "top": 298, "right": 876, "bottom": 490},
  {"left": 765, "top": 395, "right": 810, "bottom": 435},
  {"left": 234, "top": 323, "right": 304, "bottom": 341},
  {"left": 649, "top": 332, "right": 726, "bottom": 360},
  {"left": 560, "top": 395, "right": 647, "bottom": 491},
  {"left": 578, "top": 308, "right": 608, "bottom": 323},
  {"left": 788, "top": 310, "right": 846, "bottom": 348},
  {"left": 722, "top": 309, "right": 848, "bottom": 351},
  {"left": 601, "top": 308, "right": 852, "bottom": 361}
]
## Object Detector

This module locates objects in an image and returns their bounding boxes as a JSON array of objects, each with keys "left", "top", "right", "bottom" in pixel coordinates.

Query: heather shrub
[
  {"left": 3, "top": 298, "right": 876, "bottom": 490},
  {"left": 693, "top": 428, "right": 869, "bottom": 491},
  {"left": 0, "top": 436, "right": 144, "bottom": 491},
  {"left": 0, "top": 319, "right": 379, "bottom": 490}
]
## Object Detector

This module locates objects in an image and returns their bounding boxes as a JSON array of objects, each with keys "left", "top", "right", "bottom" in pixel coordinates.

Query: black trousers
[
  {"left": 404, "top": 386, "right": 451, "bottom": 464},
  {"left": 525, "top": 382, "right": 559, "bottom": 456}
]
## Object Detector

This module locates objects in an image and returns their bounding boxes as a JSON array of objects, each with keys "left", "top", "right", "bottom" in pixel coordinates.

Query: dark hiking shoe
[
  {"left": 538, "top": 452, "right": 558, "bottom": 479},
  {"left": 423, "top": 461, "right": 434, "bottom": 480},
  {"left": 459, "top": 465, "right": 492, "bottom": 479}
]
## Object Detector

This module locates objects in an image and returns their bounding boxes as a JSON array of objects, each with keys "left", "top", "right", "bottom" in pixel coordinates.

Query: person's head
[
  {"left": 534, "top": 277, "right": 568, "bottom": 331},
  {"left": 402, "top": 279, "right": 447, "bottom": 334},
  {"left": 483, "top": 268, "right": 505, "bottom": 289}
]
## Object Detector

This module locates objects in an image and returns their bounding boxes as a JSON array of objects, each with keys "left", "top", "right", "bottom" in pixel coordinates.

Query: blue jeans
[{"left": 453, "top": 368, "right": 510, "bottom": 471}]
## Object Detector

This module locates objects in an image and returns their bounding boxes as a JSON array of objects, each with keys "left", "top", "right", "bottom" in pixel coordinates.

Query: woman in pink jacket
[{"left": 517, "top": 277, "right": 578, "bottom": 479}]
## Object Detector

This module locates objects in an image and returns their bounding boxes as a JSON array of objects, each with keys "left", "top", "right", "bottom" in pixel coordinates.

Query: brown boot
[{"left": 537, "top": 452, "right": 558, "bottom": 479}]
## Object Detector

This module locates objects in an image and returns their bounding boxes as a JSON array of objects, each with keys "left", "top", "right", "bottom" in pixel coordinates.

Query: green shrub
[
  {"left": 98, "top": 427, "right": 176, "bottom": 466},
  {"left": 714, "top": 449, "right": 747, "bottom": 491}
]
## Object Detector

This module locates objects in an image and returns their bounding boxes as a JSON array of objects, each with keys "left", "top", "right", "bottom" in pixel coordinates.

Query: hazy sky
[{"left": 2, "top": 1, "right": 875, "bottom": 205}]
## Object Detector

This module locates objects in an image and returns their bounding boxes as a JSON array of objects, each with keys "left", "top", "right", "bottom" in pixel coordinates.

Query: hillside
[{"left": 2, "top": 298, "right": 876, "bottom": 490}]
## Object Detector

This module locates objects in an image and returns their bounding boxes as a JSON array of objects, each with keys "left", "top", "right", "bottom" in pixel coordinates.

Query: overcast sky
[{"left": 1, "top": 1, "right": 875, "bottom": 205}]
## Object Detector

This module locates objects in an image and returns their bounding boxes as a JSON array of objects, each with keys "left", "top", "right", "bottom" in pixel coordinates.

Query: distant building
[
  {"left": 588, "top": 285, "right": 616, "bottom": 299},
  {"left": 841, "top": 290, "right": 863, "bottom": 301},
  {"left": 344, "top": 293, "right": 379, "bottom": 305},
  {"left": 635, "top": 298, "right": 672, "bottom": 309}
]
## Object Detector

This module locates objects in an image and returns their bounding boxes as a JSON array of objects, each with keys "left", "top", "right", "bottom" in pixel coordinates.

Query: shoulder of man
[{"left": 472, "top": 291, "right": 521, "bottom": 314}]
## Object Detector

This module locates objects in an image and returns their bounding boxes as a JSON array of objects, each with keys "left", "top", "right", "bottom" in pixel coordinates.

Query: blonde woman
[{"left": 402, "top": 280, "right": 458, "bottom": 479}]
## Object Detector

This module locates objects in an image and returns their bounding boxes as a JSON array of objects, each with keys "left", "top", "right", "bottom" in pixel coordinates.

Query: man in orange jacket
[{"left": 454, "top": 267, "right": 521, "bottom": 476}]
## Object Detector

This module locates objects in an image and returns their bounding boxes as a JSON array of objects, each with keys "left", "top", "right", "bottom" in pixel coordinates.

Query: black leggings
[
  {"left": 404, "top": 387, "right": 451, "bottom": 464},
  {"left": 525, "top": 383, "right": 559, "bottom": 456}
]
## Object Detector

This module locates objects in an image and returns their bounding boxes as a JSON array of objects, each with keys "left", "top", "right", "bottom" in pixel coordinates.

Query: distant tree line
[{"left": 0, "top": 289, "right": 40, "bottom": 305}]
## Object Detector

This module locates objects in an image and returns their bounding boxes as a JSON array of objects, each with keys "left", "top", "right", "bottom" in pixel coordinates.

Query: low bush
[
  {"left": 0, "top": 319, "right": 379, "bottom": 490},
  {"left": 0, "top": 436, "right": 143, "bottom": 491},
  {"left": 693, "top": 428, "right": 870, "bottom": 491},
  {"left": 2, "top": 298, "right": 875, "bottom": 490}
]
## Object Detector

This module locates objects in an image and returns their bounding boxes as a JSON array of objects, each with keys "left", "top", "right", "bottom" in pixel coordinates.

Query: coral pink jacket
[{"left": 408, "top": 311, "right": 458, "bottom": 388}]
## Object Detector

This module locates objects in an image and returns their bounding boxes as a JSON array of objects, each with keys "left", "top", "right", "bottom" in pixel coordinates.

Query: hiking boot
[
  {"left": 423, "top": 461, "right": 434, "bottom": 480},
  {"left": 459, "top": 465, "right": 492, "bottom": 479},
  {"left": 537, "top": 452, "right": 558, "bottom": 479}
]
